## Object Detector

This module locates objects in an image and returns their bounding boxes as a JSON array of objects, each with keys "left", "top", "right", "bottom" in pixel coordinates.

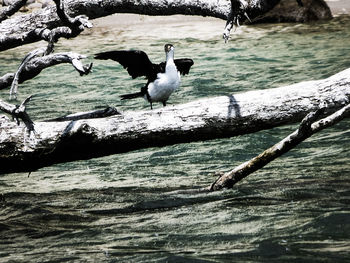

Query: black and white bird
[{"left": 95, "top": 44, "right": 194, "bottom": 109}]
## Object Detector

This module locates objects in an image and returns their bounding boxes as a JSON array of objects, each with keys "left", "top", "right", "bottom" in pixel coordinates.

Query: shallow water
[{"left": 0, "top": 14, "right": 350, "bottom": 262}]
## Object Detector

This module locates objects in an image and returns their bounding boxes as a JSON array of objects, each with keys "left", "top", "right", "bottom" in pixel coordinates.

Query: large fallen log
[
  {"left": 0, "top": 68, "right": 349, "bottom": 174},
  {"left": 0, "top": 0, "right": 331, "bottom": 51}
]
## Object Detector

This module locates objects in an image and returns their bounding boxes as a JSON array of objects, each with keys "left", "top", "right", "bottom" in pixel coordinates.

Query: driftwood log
[
  {"left": 0, "top": 0, "right": 331, "bottom": 51},
  {"left": 0, "top": 67, "right": 349, "bottom": 174}
]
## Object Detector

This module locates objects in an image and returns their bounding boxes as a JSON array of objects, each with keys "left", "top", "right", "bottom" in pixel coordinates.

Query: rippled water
[{"left": 1, "top": 14, "right": 350, "bottom": 262}]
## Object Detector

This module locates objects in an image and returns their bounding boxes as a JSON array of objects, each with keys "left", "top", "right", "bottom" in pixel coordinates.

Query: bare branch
[
  {"left": 0, "top": 0, "right": 27, "bottom": 23},
  {"left": 0, "top": 52, "right": 93, "bottom": 92},
  {"left": 209, "top": 103, "right": 350, "bottom": 191},
  {"left": 0, "top": 0, "right": 230, "bottom": 51},
  {"left": 0, "top": 0, "right": 94, "bottom": 51},
  {"left": 9, "top": 47, "right": 46, "bottom": 100},
  {"left": 53, "top": 0, "right": 92, "bottom": 31},
  {"left": 0, "top": 95, "right": 34, "bottom": 132}
]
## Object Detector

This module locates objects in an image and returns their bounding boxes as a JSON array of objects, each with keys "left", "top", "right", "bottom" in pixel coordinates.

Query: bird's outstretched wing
[
  {"left": 94, "top": 50, "right": 157, "bottom": 80},
  {"left": 158, "top": 59, "right": 194, "bottom": 75}
]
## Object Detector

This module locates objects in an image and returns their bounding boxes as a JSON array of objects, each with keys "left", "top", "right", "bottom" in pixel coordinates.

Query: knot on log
[{"left": 298, "top": 106, "right": 326, "bottom": 136}]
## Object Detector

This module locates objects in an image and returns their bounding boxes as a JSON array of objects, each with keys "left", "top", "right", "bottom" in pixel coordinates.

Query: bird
[{"left": 94, "top": 44, "right": 194, "bottom": 109}]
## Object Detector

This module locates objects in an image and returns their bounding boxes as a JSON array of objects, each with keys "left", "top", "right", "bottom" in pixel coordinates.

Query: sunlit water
[{"left": 0, "top": 14, "right": 350, "bottom": 262}]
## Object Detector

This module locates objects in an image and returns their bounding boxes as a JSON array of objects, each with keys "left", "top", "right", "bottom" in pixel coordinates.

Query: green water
[{"left": 0, "top": 14, "right": 350, "bottom": 262}]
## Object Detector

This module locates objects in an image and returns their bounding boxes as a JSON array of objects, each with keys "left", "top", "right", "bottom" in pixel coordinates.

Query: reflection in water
[{"left": 0, "top": 14, "right": 350, "bottom": 262}]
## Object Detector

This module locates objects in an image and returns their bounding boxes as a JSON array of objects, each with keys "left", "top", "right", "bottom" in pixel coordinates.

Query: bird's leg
[
  {"left": 150, "top": 102, "right": 153, "bottom": 110},
  {"left": 162, "top": 101, "right": 166, "bottom": 107}
]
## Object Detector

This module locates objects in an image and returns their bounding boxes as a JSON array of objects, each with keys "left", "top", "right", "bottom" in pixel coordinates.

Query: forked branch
[
  {"left": 0, "top": 95, "right": 34, "bottom": 132},
  {"left": 1, "top": 51, "right": 93, "bottom": 98}
]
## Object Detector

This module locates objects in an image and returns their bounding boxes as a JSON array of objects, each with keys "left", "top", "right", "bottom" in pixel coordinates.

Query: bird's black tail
[{"left": 120, "top": 92, "right": 143, "bottom": 100}]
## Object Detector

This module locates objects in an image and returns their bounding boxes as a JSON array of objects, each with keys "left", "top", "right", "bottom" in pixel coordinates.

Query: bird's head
[{"left": 164, "top": 44, "right": 174, "bottom": 53}]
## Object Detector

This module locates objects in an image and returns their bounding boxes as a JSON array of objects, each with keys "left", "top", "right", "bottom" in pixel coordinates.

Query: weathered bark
[
  {"left": 0, "top": 0, "right": 27, "bottom": 23},
  {"left": 0, "top": 0, "right": 230, "bottom": 51},
  {"left": 0, "top": 0, "right": 332, "bottom": 51},
  {"left": 0, "top": 68, "right": 349, "bottom": 174},
  {"left": 0, "top": 95, "right": 34, "bottom": 132},
  {"left": 0, "top": 51, "right": 93, "bottom": 91},
  {"left": 209, "top": 103, "right": 350, "bottom": 191},
  {"left": 0, "top": 0, "right": 93, "bottom": 51},
  {"left": 0, "top": 0, "right": 93, "bottom": 100}
]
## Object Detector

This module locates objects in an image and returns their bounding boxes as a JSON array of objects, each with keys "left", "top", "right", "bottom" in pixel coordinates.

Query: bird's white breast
[{"left": 147, "top": 62, "right": 180, "bottom": 102}]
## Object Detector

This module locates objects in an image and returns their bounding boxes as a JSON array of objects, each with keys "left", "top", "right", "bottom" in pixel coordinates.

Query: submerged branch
[{"left": 209, "top": 103, "right": 350, "bottom": 191}]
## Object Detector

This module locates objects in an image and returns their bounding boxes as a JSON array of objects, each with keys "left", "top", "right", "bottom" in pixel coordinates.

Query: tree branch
[
  {"left": 0, "top": 0, "right": 27, "bottom": 23},
  {"left": 9, "top": 47, "right": 46, "bottom": 100},
  {"left": 0, "top": 0, "right": 230, "bottom": 51},
  {"left": 0, "top": 95, "right": 34, "bottom": 132},
  {"left": 0, "top": 51, "right": 93, "bottom": 92},
  {"left": 209, "top": 103, "right": 350, "bottom": 191},
  {"left": 0, "top": 67, "right": 349, "bottom": 174},
  {"left": 0, "top": 0, "right": 331, "bottom": 50},
  {"left": 0, "top": 0, "right": 93, "bottom": 51}
]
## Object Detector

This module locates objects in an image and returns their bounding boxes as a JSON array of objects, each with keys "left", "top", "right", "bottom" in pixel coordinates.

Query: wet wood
[
  {"left": 0, "top": 68, "right": 349, "bottom": 174},
  {"left": 209, "top": 103, "right": 350, "bottom": 191}
]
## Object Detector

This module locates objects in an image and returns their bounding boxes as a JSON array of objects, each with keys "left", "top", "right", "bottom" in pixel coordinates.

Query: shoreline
[{"left": 91, "top": 0, "right": 349, "bottom": 28}]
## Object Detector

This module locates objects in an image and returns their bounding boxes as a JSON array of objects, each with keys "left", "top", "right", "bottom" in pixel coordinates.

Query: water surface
[{"left": 0, "top": 14, "right": 350, "bottom": 262}]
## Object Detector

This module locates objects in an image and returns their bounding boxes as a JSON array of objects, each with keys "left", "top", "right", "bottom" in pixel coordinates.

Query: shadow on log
[{"left": 0, "top": 68, "right": 349, "bottom": 174}]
